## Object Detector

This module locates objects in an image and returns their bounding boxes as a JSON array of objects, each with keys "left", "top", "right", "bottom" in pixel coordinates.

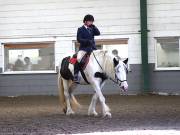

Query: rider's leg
[
  {"left": 73, "top": 63, "right": 80, "bottom": 83},
  {"left": 73, "top": 50, "right": 86, "bottom": 83},
  {"left": 77, "top": 50, "right": 87, "bottom": 63}
]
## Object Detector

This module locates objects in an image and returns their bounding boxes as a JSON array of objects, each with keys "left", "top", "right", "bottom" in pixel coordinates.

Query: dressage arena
[{"left": 0, "top": 94, "right": 179, "bottom": 135}]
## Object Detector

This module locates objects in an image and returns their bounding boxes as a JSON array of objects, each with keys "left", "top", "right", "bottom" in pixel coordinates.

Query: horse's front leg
[
  {"left": 88, "top": 82, "right": 106, "bottom": 116},
  {"left": 88, "top": 93, "right": 98, "bottom": 116},
  {"left": 92, "top": 81, "right": 111, "bottom": 118}
]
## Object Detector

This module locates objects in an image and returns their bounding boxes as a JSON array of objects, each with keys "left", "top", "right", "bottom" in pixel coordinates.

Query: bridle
[
  {"left": 92, "top": 52, "right": 127, "bottom": 86},
  {"left": 113, "top": 64, "right": 128, "bottom": 85}
]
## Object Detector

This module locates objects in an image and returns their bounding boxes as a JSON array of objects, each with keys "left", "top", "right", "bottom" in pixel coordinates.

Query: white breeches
[{"left": 77, "top": 50, "right": 87, "bottom": 62}]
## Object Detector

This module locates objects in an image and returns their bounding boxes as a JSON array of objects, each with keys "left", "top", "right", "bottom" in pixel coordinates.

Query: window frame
[
  {"left": 155, "top": 37, "right": 180, "bottom": 71},
  {"left": 2, "top": 41, "right": 56, "bottom": 74}
]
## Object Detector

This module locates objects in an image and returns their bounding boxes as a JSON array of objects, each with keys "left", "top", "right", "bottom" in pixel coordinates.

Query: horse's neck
[
  {"left": 103, "top": 55, "right": 115, "bottom": 78},
  {"left": 93, "top": 51, "right": 115, "bottom": 78}
]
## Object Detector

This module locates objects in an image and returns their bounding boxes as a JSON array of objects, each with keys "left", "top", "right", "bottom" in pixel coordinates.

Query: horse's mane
[{"left": 93, "top": 50, "right": 115, "bottom": 77}]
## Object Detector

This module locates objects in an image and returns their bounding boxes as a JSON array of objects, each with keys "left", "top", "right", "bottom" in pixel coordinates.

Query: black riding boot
[{"left": 73, "top": 62, "right": 80, "bottom": 83}]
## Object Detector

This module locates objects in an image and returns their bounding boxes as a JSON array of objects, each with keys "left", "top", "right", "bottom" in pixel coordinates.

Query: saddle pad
[
  {"left": 69, "top": 57, "right": 77, "bottom": 65},
  {"left": 69, "top": 53, "right": 90, "bottom": 70},
  {"left": 60, "top": 56, "right": 73, "bottom": 80}
]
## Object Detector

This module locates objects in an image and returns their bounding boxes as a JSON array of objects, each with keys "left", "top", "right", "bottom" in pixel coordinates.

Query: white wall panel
[
  {"left": 148, "top": 0, "right": 180, "bottom": 63},
  {"left": 0, "top": 0, "right": 140, "bottom": 38}
]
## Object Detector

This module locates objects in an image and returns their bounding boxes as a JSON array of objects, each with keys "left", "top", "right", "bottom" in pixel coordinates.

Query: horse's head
[{"left": 113, "top": 57, "right": 128, "bottom": 91}]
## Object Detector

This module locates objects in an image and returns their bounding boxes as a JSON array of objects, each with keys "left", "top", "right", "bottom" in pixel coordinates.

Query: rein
[
  {"left": 92, "top": 52, "right": 103, "bottom": 70},
  {"left": 92, "top": 52, "right": 126, "bottom": 86}
]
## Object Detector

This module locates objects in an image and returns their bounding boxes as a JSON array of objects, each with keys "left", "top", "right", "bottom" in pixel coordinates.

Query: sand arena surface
[{"left": 0, "top": 95, "right": 179, "bottom": 134}]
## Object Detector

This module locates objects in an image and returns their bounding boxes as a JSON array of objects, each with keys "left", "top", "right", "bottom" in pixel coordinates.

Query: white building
[{"left": 0, "top": 0, "right": 180, "bottom": 96}]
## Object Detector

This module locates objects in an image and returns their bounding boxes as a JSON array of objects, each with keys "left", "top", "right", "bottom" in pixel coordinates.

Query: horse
[{"left": 58, "top": 50, "right": 128, "bottom": 118}]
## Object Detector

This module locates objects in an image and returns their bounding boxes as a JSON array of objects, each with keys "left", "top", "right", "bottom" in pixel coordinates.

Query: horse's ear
[
  {"left": 123, "top": 58, "right": 128, "bottom": 64},
  {"left": 104, "top": 50, "right": 108, "bottom": 53},
  {"left": 102, "top": 50, "right": 108, "bottom": 55},
  {"left": 100, "top": 50, "right": 108, "bottom": 55},
  {"left": 113, "top": 58, "right": 119, "bottom": 67}
]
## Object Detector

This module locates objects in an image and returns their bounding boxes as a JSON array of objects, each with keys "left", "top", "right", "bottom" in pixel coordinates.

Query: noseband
[{"left": 112, "top": 66, "right": 127, "bottom": 86}]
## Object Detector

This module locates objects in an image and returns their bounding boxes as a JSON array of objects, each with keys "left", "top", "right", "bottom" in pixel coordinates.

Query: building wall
[
  {"left": 0, "top": 74, "right": 57, "bottom": 96},
  {"left": 0, "top": 0, "right": 143, "bottom": 96},
  {"left": 0, "top": 0, "right": 141, "bottom": 63},
  {"left": 148, "top": 0, "right": 180, "bottom": 63},
  {"left": 1, "top": 0, "right": 179, "bottom": 95},
  {"left": 0, "top": 0, "right": 140, "bottom": 38},
  {"left": 147, "top": 0, "right": 180, "bottom": 94}
]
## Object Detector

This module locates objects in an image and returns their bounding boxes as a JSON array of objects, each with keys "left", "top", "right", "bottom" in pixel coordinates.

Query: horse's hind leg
[
  {"left": 88, "top": 93, "right": 98, "bottom": 116},
  {"left": 69, "top": 82, "right": 81, "bottom": 111},
  {"left": 63, "top": 79, "right": 75, "bottom": 115}
]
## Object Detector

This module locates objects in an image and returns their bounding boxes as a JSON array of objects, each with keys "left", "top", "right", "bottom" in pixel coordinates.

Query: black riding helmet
[{"left": 83, "top": 14, "right": 94, "bottom": 23}]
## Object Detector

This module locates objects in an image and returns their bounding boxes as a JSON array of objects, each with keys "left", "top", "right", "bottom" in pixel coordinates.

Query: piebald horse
[{"left": 58, "top": 50, "right": 128, "bottom": 118}]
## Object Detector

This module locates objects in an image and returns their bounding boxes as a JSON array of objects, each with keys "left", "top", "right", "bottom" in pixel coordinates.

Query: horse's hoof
[
  {"left": 103, "top": 112, "right": 112, "bottom": 118},
  {"left": 94, "top": 112, "right": 98, "bottom": 117},
  {"left": 66, "top": 110, "right": 75, "bottom": 116},
  {"left": 62, "top": 108, "right": 67, "bottom": 114},
  {"left": 88, "top": 111, "right": 98, "bottom": 117},
  {"left": 66, "top": 112, "right": 75, "bottom": 116}
]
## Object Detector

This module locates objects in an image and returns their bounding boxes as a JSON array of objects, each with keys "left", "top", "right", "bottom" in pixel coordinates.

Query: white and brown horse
[{"left": 58, "top": 50, "right": 128, "bottom": 117}]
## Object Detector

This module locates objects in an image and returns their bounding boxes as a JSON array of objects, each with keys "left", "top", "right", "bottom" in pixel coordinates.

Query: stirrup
[
  {"left": 73, "top": 81, "right": 80, "bottom": 84},
  {"left": 73, "top": 79, "right": 80, "bottom": 84},
  {"left": 73, "top": 76, "right": 80, "bottom": 84}
]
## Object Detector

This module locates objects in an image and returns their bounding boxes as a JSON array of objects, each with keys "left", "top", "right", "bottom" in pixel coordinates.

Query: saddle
[
  {"left": 69, "top": 53, "right": 90, "bottom": 70},
  {"left": 60, "top": 53, "right": 90, "bottom": 84}
]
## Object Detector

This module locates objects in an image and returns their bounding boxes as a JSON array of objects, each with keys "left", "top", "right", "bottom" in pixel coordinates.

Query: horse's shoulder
[{"left": 94, "top": 72, "right": 108, "bottom": 83}]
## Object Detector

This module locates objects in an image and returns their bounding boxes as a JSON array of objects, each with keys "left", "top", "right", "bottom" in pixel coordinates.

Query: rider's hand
[{"left": 90, "top": 24, "right": 95, "bottom": 28}]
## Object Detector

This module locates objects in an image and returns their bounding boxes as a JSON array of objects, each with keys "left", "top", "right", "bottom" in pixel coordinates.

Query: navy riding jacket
[{"left": 77, "top": 25, "right": 100, "bottom": 53}]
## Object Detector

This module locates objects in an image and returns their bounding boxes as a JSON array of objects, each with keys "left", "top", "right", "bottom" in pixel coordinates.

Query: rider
[{"left": 74, "top": 14, "right": 100, "bottom": 83}]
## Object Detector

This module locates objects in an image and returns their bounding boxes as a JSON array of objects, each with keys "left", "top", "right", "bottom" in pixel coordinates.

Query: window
[
  {"left": 102, "top": 44, "right": 128, "bottom": 59},
  {"left": 156, "top": 37, "right": 180, "bottom": 69},
  {"left": 4, "top": 42, "right": 55, "bottom": 73},
  {"left": 74, "top": 38, "right": 128, "bottom": 59}
]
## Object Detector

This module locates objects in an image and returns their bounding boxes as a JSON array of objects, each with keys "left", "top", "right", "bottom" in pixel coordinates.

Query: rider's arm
[
  {"left": 90, "top": 25, "right": 100, "bottom": 36},
  {"left": 77, "top": 28, "right": 92, "bottom": 46}
]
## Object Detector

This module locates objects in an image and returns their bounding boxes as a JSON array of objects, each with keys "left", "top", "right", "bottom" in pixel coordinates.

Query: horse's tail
[
  {"left": 58, "top": 61, "right": 81, "bottom": 113},
  {"left": 58, "top": 78, "right": 81, "bottom": 113},
  {"left": 58, "top": 76, "right": 67, "bottom": 114}
]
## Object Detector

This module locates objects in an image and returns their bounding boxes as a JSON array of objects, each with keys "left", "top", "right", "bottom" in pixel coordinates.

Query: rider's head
[{"left": 83, "top": 14, "right": 94, "bottom": 26}]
